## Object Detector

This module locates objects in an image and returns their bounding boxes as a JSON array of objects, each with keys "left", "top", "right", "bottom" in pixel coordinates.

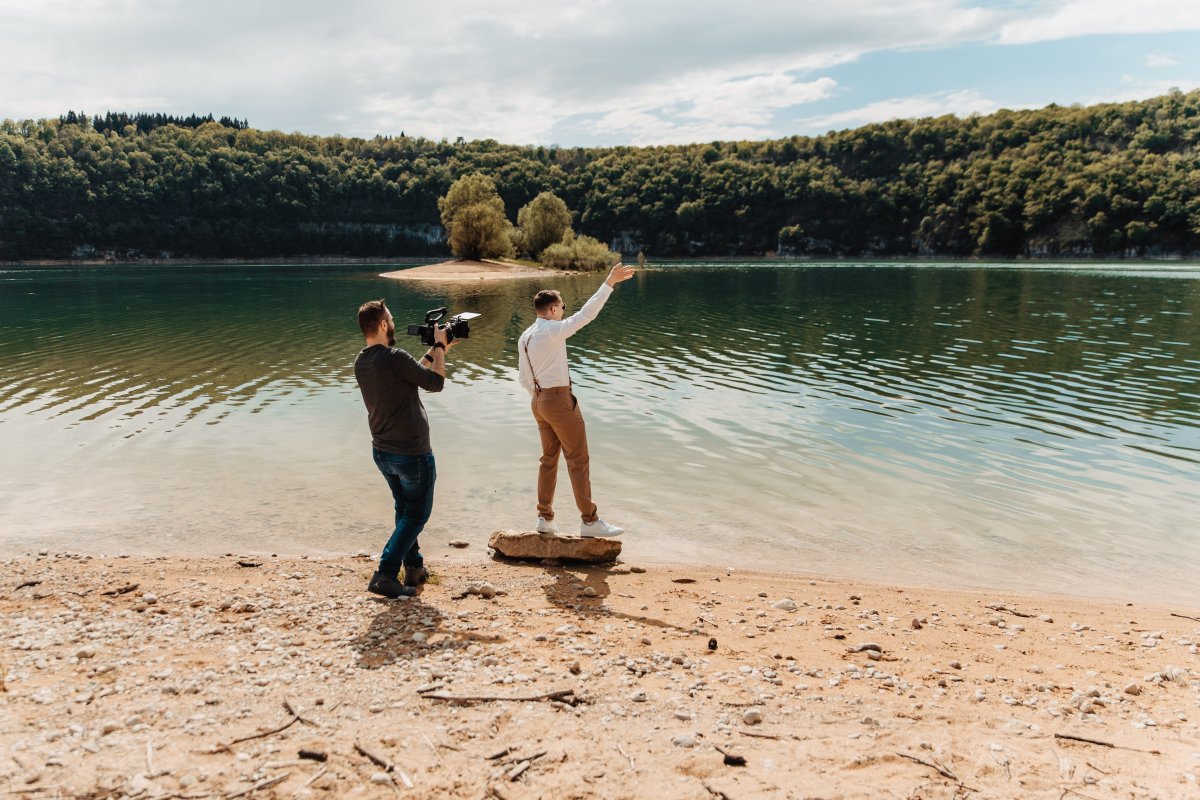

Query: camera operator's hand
[
  {"left": 605, "top": 261, "right": 635, "bottom": 287},
  {"left": 432, "top": 324, "right": 450, "bottom": 348}
]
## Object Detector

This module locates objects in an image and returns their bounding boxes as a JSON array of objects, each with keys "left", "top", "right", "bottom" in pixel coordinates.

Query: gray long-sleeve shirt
[{"left": 353, "top": 344, "right": 445, "bottom": 454}]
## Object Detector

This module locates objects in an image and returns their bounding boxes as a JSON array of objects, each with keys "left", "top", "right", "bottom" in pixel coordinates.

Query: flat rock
[{"left": 488, "top": 530, "right": 622, "bottom": 563}]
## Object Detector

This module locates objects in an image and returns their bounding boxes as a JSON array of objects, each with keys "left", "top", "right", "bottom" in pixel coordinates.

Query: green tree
[
  {"left": 437, "top": 173, "right": 514, "bottom": 259},
  {"left": 515, "top": 191, "right": 571, "bottom": 258}
]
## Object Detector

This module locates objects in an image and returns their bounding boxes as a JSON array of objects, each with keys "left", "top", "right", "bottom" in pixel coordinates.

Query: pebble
[
  {"left": 911, "top": 618, "right": 923, "bottom": 630},
  {"left": 743, "top": 708, "right": 763, "bottom": 725},
  {"left": 850, "top": 642, "right": 882, "bottom": 653},
  {"left": 671, "top": 734, "right": 696, "bottom": 748},
  {"left": 630, "top": 690, "right": 647, "bottom": 703},
  {"left": 582, "top": 587, "right": 597, "bottom": 597},
  {"left": 142, "top": 593, "right": 158, "bottom": 605},
  {"left": 478, "top": 583, "right": 497, "bottom": 599},
  {"left": 370, "top": 772, "right": 391, "bottom": 785},
  {"left": 448, "top": 540, "right": 470, "bottom": 548},
  {"left": 771, "top": 599, "right": 797, "bottom": 611},
  {"left": 630, "top": 566, "right": 646, "bottom": 573},
  {"left": 1124, "top": 682, "right": 1142, "bottom": 696}
]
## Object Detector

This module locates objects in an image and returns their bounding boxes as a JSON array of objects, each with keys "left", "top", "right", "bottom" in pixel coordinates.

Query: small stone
[
  {"left": 674, "top": 710, "right": 693, "bottom": 720},
  {"left": 630, "top": 566, "right": 646, "bottom": 573},
  {"left": 742, "top": 708, "right": 763, "bottom": 725},
  {"left": 478, "top": 583, "right": 497, "bottom": 599},
  {"left": 582, "top": 587, "right": 597, "bottom": 597},
  {"left": 949, "top": 660, "right": 962, "bottom": 670},
  {"left": 411, "top": 632, "right": 427, "bottom": 643},
  {"left": 370, "top": 772, "right": 391, "bottom": 785},
  {"left": 142, "top": 593, "right": 158, "bottom": 605},
  {"left": 850, "top": 643, "right": 883, "bottom": 654},
  {"left": 911, "top": 618, "right": 923, "bottom": 630},
  {"left": 448, "top": 540, "right": 470, "bottom": 548},
  {"left": 671, "top": 734, "right": 696, "bottom": 748},
  {"left": 630, "top": 690, "right": 647, "bottom": 703},
  {"left": 1039, "top": 614, "right": 1053, "bottom": 622},
  {"left": 75, "top": 647, "right": 96, "bottom": 660},
  {"left": 568, "top": 661, "right": 581, "bottom": 675},
  {"left": 179, "top": 775, "right": 196, "bottom": 789},
  {"left": 771, "top": 599, "right": 797, "bottom": 611},
  {"left": 100, "top": 721, "right": 122, "bottom": 735},
  {"left": 1123, "top": 683, "right": 1142, "bottom": 696}
]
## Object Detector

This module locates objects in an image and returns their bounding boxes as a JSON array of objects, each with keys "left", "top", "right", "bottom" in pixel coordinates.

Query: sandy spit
[
  {"left": 380, "top": 260, "right": 580, "bottom": 282},
  {"left": 2, "top": 551, "right": 1198, "bottom": 799}
]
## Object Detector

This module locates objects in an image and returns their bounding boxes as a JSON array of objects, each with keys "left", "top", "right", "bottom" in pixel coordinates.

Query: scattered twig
[
  {"left": 507, "top": 760, "right": 531, "bottom": 781},
  {"left": 237, "top": 561, "right": 262, "bottom": 568},
  {"left": 351, "top": 741, "right": 414, "bottom": 787},
  {"left": 354, "top": 741, "right": 393, "bottom": 771},
  {"left": 699, "top": 778, "right": 733, "bottom": 800},
  {"left": 1053, "top": 733, "right": 1160, "bottom": 755},
  {"left": 986, "top": 603, "right": 1035, "bottom": 619},
  {"left": 283, "top": 697, "right": 317, "bottom": 726},
  {"left": 738, "top": 729, "right": 780, "bottom": 740},
  {"left": 146, "top": 737, "right": 155, "bottom": 774},
  {"left": 616, "top": 743, "right": 636, "bottom": 770},
  {"left": 215, "top": 708, "right": 302, "bottom": 751},
  {"left": 896, "top": 751, "right": 975, "bottom": 791},
  {"left": 713, "top": 744, "right": 746, "bottom": 766},
  {"left": 297, "top": 749, "right": 327, "bottom": 762},
  {"left": 1084, "top": 761, "right": 1110, "bottom": 775},
  {"left": 101, "top": 583, "right": 139, "bottom": 596},
  {"left": 487, "top": 746, "right": 511, "bottom": 761},
  {"left": 423, "top": 688, "right": 575, "bottom": 705},
  {"left": 14, "top": 580, "right": 42, "bottom": 591},
  {"left": 1059, "top": 788, "right": 1101, "bottom": 800},
  {"left": 1170, "top": 612, "right": 1200, "bottom": 622},
  {"left": 224, "top": 773, "right": 288, "bottom": 799}
]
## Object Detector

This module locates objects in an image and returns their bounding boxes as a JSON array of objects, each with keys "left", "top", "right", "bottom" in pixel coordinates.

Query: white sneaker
[
  {"left": 580, "top": 519, "right": 623, "bottom": 537},
  {"left": 536, "top": 517, "right": 559, "bottom": 534}
]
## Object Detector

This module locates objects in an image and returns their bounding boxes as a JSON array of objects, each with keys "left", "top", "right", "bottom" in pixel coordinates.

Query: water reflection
[{"left": 0, "top": 262, "right": 1197, "bottom": 603}]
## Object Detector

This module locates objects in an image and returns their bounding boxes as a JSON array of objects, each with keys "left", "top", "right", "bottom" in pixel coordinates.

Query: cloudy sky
[{"left": 2, "top": 1, "right": 1199, "bottom": 146}]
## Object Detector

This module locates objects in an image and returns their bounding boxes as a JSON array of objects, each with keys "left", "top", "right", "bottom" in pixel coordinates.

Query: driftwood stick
[
  {"left": 616, "top": 743, "right": 636, "bottom": 770},
  {"left": 423, "top": 689, "right": 575, "bottom": 704},
  {"left": 224, "top": 772, "right": 288, "bottom": 799},
  {"left": 507, "top": 761, "right": 531, "bottom": 781},
  {"left": 1170, "top": 612, "right": 1200, "bottom": 622},
  {"left": 1053, "top": 733, "right": 1160, "bottom": 755},
  {"left": 15, "top": 580, "right": 42, "bottom": 591}
]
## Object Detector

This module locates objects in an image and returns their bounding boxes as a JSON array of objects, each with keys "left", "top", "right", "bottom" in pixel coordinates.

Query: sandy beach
[
  {"left": 381, "top": 260, "right": 578, "bottom": 282},
  {"left": 2, "top": 547, "right": 1197, "bottom": 799}
]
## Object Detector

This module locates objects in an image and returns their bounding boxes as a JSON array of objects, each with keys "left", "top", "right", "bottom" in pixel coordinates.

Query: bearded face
[{"left": 386, "top": 317, "right": 396, "bottom": 347}]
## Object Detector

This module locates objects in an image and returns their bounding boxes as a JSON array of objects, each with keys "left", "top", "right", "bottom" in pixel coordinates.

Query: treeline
[
  {"left": 2, "top": 91, "right": 1199, "bottom": 260},
  {"left": 59, "top": 111, "right": 250, "bottom": 136}
]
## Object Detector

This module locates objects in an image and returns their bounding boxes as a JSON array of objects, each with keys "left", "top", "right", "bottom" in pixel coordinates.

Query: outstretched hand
[{"left": 605, "top": 262, "right": 636, "bottom": 287}]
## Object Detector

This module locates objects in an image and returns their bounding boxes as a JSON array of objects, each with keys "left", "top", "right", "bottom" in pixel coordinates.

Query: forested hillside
[{"left": 1, "top": 91, "right": 1198, "bottom": 260}]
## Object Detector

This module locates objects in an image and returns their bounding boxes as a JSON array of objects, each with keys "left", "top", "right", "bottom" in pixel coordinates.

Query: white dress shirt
[{"left": 518, "top": 283, "right": 613, "bottom": 397}]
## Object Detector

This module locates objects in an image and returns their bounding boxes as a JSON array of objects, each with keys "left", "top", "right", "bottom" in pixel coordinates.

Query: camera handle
[{"left": 424, "top": 307, "right": 449, "bottom": 325}]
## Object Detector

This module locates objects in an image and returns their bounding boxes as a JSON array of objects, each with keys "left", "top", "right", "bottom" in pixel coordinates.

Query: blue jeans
[{"left": 372, "top": 449, "right": 436, "bottom": 581}]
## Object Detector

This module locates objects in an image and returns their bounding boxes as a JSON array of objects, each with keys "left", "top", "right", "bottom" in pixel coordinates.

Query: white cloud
[
  {"left": 1145, "top": 53, "right": 1179, "bottom": 68},
  {"left": 799, "top": 90, "right": 1007, "bottom": 133},
  {"left": 997, "top": 2, "right": 1200, "bottom": 45},
  {"left": 1, "top": 1, "right": 1197, "bottom": 145}
]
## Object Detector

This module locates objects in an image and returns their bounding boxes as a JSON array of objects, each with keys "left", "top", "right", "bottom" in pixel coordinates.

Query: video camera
[{"left": 406, "top": 307, "right": 481, "bottom": 347}]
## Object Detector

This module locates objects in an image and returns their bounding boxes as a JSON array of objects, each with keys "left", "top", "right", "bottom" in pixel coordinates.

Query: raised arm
[{"left": 556, "top": 262, "right": 636, "bottom": 338}]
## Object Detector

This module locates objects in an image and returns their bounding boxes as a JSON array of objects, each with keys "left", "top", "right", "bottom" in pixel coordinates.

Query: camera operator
[
  {"left": 518, "top": 261, "right": 635, "bottom": 537},
  {"left": 354, "top": 299, "right": 454, "bottom": 598}
]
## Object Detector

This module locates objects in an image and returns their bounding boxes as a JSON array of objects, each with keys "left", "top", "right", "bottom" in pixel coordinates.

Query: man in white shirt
[{"left": 518, "top": 262, "right": 636, "bottom": 537}]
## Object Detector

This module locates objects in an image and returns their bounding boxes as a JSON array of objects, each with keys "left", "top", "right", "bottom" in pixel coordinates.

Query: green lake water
[{"left": 1, "top": 261, "right": 1197, "bottom": 604}]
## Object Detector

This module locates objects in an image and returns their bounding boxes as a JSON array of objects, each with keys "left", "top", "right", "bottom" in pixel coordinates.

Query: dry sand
[
  {"left": 381, "top": 260, "right": 576, "bottom": 282},
  {"left": 2, "top": 549, "right": 1198, "bottom": 799}
]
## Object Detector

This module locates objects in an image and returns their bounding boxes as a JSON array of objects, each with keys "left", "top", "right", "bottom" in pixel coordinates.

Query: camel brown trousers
[{"left": 531, "top": 386, "right": 599, "bottom": 523}]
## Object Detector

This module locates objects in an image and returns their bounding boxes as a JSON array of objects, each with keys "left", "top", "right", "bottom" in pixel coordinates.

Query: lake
[{"left": 1, "top": 260, "right": 1197, "bottom": 604}]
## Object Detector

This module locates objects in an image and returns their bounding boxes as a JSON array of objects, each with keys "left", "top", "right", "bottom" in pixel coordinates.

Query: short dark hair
[
  {"left": 533, "top": 290, "right": 562, "bottom": 312},
  {"left": 358, "top": 299, "right": 388, "bottom": 336}
]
